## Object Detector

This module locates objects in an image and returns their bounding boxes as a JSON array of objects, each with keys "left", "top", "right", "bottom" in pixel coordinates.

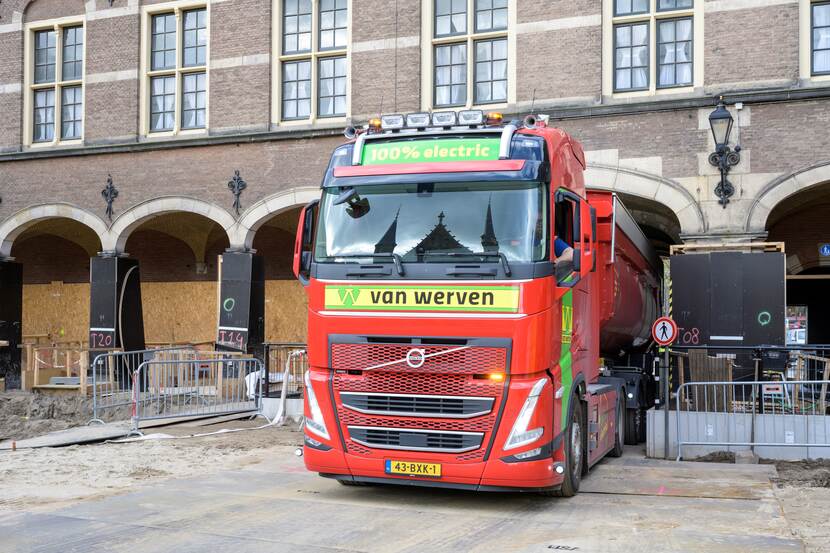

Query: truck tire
[
  {"left": 609, "top": 394, "right": 624, "bottom": 457},
  {"left": 555, "top": 395, "right": 585, "bottom": 497}
]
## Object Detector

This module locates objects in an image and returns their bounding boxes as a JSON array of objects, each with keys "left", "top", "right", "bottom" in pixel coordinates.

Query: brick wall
[{"left": 704, "top": 4, "right": 799, "bottom": 86}]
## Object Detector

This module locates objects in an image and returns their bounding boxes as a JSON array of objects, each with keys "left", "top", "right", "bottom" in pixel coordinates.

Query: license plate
[{"left": 385, "top": 460, "right": 442, "bottom": 477}]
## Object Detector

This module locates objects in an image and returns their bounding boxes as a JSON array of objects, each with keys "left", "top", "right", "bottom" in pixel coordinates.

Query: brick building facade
[{"left": 1, "top": 0, "right": 829, "bottom": 352}]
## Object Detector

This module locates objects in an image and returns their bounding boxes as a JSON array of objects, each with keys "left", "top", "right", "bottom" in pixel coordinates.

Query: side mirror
[{"left": 293, "top": 199, "right": 319, "bottom": 284}]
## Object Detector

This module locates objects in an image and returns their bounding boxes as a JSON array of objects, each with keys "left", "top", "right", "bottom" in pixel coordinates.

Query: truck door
[{"left": 554, "top": 190, "right": 596, "bottom": 291}]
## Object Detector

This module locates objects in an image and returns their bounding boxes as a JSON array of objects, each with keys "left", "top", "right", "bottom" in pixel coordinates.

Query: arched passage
[
  {"left": 227, "top": 188, "right": 320, "bottom": 346},
  {"left": 585, "top": 163, "right": 706, "bottom": 235},
  {"left": 0, "top": 203, "right": 108, "bottom": 258},
  {"left": 766, "top": 179, "right": 830, "bottom": 344},
  {"left": 105, "top": 196, "right": 235, "bottom": 254},
  {"left": 8, "top": 216, "right": 103, "bottom": 346},
  {"left": 234, "top": 187, "right": 320, "bottom": 250},
  {"left": 124, "top": 210, "right": 231, "bottom": 345},
  {"left": 615, "top": 192, "right": 682, "bottom": 258}
]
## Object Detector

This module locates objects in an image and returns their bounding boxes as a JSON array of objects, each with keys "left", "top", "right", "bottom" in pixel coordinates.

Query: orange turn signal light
[
  {"left": 488, "top": 372, "right": 505, "bottom": 382},
  {"left": 485, "top": 112, "right": 503, "bottom": 126}
]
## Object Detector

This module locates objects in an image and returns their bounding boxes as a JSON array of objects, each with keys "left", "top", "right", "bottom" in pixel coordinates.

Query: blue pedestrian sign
[{"left": 820, "top": 244, "right": 830, "bottom": 257}]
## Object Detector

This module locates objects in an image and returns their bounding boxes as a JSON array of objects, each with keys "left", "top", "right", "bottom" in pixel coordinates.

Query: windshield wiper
[
  {"left": 325, "top": 253, "right": 405, "bottom": 276},
  {"left": 423, "top": 251, "right": 511, "bottom": 277}
]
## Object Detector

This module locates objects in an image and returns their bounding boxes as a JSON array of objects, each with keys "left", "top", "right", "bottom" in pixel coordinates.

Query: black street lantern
[{"left": 708, "top": 97, "right": 741, "bottom": 207}]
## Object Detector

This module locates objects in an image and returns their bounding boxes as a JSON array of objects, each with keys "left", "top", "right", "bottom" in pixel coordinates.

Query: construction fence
[{"left": 649, "top": 346, "right": 830, "bottom": 460}]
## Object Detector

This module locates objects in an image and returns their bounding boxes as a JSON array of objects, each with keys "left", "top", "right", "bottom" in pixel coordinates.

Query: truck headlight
[
  {"left": 503, "top": 378, "right": 547, "bottom": 451},
  {"left": 304, "top": 371, "right": 330, "bottom": 440}
]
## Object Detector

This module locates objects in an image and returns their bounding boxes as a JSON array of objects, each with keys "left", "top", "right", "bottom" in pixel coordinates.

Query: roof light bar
[
  {"left": 458, "top": 110, "right": 484, "bottom": 126},
  {"left": 381, "top": 114, "right": 405, "bottom": 130},
  {"left": 406, "top": 112, "right": 430, "bottom": 128},
  {"left": 431, "top": 111, "right": 457, "bottom": 127}
]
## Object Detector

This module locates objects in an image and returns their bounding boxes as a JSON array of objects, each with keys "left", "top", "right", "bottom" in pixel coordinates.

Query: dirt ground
[
  {"left": 0, "top": 418, "right": 303, "bottom": 512},
  {"left": 0, "top": 391, "right": 131, "bottom": 441}
]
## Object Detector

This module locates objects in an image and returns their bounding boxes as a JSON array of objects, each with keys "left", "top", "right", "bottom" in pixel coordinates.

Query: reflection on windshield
[{"left": 315, "top": 182, "right": 548, "bottom": 263}]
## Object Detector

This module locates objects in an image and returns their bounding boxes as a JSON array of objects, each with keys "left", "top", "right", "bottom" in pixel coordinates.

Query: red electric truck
[{"left": 293, "top": 111, "right": 660, "bottom": 495}]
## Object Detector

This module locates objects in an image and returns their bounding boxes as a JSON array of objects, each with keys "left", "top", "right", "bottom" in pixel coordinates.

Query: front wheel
[{"left": 555, "top": 395, "right": 585, "bottom": 497}]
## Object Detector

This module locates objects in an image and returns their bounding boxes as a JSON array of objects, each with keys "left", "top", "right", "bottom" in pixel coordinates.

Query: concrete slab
[
  {"left": 0, "top": 446, "right": 804, "bottom": 553},
  {"left": 0, "top": 422, "right": 131, "bottom": 450}
]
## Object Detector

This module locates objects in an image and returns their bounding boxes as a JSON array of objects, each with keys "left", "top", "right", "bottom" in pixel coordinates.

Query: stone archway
[
  {"left": 585, "top": 162, "right": 706, "bottom": 235},
  {"left": 0, "top": 203, "right": 109, "bottom": 258},
  {"left": 105, "top": 196, "right": 236, "bottom": 254},
  {"left": 745, "top": 160, "right": 830, "bottom": 233},
  {"left": 233, "top": 187, "right": 321, "bottom": 250}
]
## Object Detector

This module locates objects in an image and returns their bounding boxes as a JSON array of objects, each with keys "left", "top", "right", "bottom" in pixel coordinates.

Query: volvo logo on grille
[{"left": 405, "top": 348, "right": 426, "bottom": 368}]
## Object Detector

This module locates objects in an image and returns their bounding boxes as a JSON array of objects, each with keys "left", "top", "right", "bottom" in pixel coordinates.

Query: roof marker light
[
  {"left": 367, "top": 117, "right": 382, "bottom": 133},
  {"left": 458, "top": 110, "right": 484, "bottom": 126},
  {"left": 406, "top": 113, "right": 430, "bottom": 128},
  {"left": 381, "top": 114, "right": 405, "bottom": 130},
  {"left": 431, "top": 111, "right": 457, "bottom": 127},
  {"left": 485, "top": 112, "right": 504, "bottom": 126}
]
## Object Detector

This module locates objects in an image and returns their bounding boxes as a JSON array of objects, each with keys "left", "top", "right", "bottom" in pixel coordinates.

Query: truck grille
[
  {"left": 331, "top": 343, "right": 506, "bottom": 374},
  {"left": 331, "top": 339, "right": 509, "bottom": 463},
  {"left": 348, "top": 426, "right": 484, "bottom": 453},
  {"left": 340, "top": 392, "right": 494, "bottom": 419}
]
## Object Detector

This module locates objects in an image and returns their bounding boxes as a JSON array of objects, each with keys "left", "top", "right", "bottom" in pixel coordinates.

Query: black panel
[
  {"left": 710, "top": 252, "right": 743, "bottom": 343},
  {"left": 670, "top": 252, "right": 785, "bottom": 348},
  {"left": 0, "top": 261, "right": 23, "bottom": 388},
  {"left": 743, "top": 253, "right": 785, "bottom": 346},
  {"left": 89, "top": 257, "right": 145, "bottom": 351},
  {"left": 217, "top": 252, "right": 264, "bottom": 355},
  {"left": 670, "top": 254, "right": 711, "bottom": 346}
]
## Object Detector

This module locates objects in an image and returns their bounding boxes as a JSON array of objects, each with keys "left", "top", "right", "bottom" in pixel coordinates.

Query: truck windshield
[{"left": 315, "top": 182, "right": 548, "bottom": 263}]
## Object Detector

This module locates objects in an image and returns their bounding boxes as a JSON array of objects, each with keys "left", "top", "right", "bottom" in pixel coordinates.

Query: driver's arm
[{"left": 554, "top": 237, "right": 573, "bottom": 263}]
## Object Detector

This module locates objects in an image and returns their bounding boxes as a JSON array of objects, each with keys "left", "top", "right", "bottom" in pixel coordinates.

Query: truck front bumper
[{"left": 304, "top": 439, "right": 566, "bottom": 491}]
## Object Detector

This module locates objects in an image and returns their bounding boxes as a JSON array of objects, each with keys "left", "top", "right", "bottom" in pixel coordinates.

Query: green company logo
[
  {"left": 337, "top": 287, "right": 361, "bottom": 307},
  {"left": 363, "top": 138, "right": 501, "bottom": 165}
]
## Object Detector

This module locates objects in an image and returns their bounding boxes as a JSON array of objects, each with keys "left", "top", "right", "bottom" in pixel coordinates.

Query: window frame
[
  {"left": 655, "top": 16, "right": 694, "bottom": 90},
  {"left": 424, "top": 0, "right": 515, "bottom": 111},
  {"left": 612, "top": 21, "right": 650, "bottom": 93},
  {"left": 140, "top": 2, "right": 210, "bottom": 138},
  {"left": 24, "top": 19, "right": 86, "bottom": 148},
  {"left": 812, "top": 0, "right": 830, "bottom": 76},
  {"left": 605, "top": 0, "right": 700, "bottom": 97},
  {"left": 274, "top": 0, "right": 351, "bottom": 125}
]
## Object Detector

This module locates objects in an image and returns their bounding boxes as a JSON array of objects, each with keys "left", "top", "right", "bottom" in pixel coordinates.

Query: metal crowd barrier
[
  {"left": 271, "top": 349, "right": 307, "bottom": 426},
  {"left": 131, "top": 357, "right": 263, "bottom": 434},
  {"left": 89, "top": 346, "right": 195, "bottom": 423},
  {"left": 675, "top": 379, "right": 830, "bottom": 460},
  {"left": 264, "top": 342, "right": 308, "bottom": 398}
]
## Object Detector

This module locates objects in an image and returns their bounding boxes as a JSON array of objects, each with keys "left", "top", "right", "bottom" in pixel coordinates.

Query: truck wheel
[
  {"left": 609, "top": 395, "right": 624, "bottom": 457},
  {"left": 556, "top": 395, "right": 584, "bottom": 497}
]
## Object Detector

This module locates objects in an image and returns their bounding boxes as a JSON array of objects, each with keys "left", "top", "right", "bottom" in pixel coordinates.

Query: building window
[
  {"left": 657, "top": 18, "right": 692, "bottom": 88},
  {"left": 615, "top": 23, "right": 649, "bottom": 91},
  {"left": 431, "top": 0, "right": 509, "bottom": 109},
  {"left": 318, "top": 56, "right": 346, "bottom": 117},
  {"left": 610, "top": 0, "right": 695, "bottom": 93},
  {"left": 279, "top": 0, "right": 349, "bottom": 122},
  {"left": 813, "top": 2, "right": 830, "bottom": 75},
  {"left": 282, "top": 60, "right": 311, "bottom": 119},
  {"left": 30, "top": 24, "right": 84, "bottom": 144},
  {"left": 145, "top": 7, "right": 208, "bottom": 134}
]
